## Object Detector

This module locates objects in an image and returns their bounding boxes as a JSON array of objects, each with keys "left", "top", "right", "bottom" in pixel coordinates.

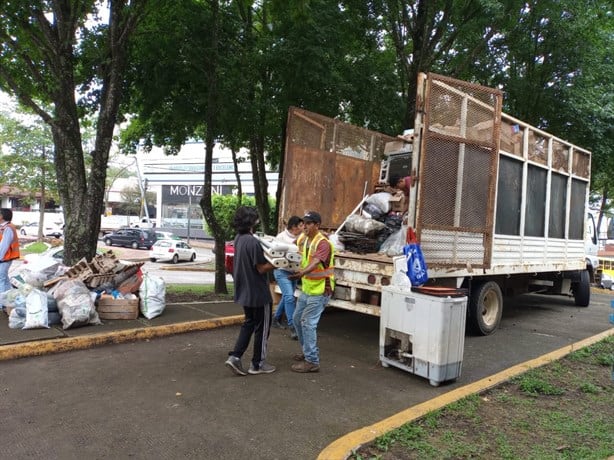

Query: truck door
[
  {"left": 412, "top": 73, "right": 503, "bottom": 269},
  {"left": 281, "top": 107, "right": 397, "bottom": 231}
]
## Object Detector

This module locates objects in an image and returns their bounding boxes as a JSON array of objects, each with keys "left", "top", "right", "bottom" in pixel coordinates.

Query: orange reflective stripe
[{"left": 303, "top": 267, "right": 335, "bottom": 279}]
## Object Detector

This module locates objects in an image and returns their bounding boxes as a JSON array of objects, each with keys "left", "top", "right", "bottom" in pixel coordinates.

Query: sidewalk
[{"left": 0, "top": 300, "right": 243, "bottom": 360}]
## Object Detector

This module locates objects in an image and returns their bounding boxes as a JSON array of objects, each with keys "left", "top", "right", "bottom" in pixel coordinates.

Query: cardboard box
[
  {"left": 97, "top": 296, "right": 139, "bottom": 320},
  {"left": 389, "top": 191, "right": 407, "bottom": 212}
]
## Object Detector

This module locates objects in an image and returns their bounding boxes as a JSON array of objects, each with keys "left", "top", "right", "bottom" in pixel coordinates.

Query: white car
[
  {"left": 19, "top": 222, "right": 63, "bottom": 238},
  {"left": 149, "top": 240, "right": 196, "bottom": 263}
]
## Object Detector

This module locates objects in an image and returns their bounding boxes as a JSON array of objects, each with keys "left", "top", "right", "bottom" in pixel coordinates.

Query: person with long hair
[{"left": 224, "top": 206, "right": 277, "bottom": 376}]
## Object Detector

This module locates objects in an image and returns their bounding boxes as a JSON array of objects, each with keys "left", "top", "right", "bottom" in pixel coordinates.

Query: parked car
[
  {"left": 103, "top": 228, "right": 156, "bottom": 250},
  {"left": 19, "top": 222, "right": 63, "bottom": 238},
  {"left": 212, "top": 240, "right": 234, "bottom": 274},
  {"left": 149, "top": 240, "right": 196, "bottom": 263}
]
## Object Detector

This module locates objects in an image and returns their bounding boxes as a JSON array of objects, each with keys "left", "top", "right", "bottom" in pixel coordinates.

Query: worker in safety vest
[
  {"left": 289, "top": 211, "right": 334, "bottom": 373},
  {"left": 0, "top": 208, "right": 20, "bottom": 298}
]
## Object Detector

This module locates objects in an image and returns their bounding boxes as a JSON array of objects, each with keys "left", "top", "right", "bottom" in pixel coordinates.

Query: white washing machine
[{"left": 379, "top": 285, "right": 467, "bottom": 386}]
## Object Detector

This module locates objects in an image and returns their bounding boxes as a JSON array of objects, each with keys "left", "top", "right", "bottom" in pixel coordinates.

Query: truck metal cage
[
  {"left": 413, "top": 73, "right": 503, "bottom": 270},
  {"left": 412, "top": 73, "right": 591, "bottom": 272}
]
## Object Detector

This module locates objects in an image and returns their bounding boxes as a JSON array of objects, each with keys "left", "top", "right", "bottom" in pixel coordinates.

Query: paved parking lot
[{"left": 1, "top": 291, "right": 612, "bottom": 459}]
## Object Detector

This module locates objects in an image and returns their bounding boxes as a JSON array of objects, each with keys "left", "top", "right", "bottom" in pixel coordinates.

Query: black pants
[{"left": 230, "top": 304, "right": 272, "bottom": 367}]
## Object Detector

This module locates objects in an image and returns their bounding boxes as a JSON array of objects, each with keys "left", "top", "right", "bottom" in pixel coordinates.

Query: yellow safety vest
[{"left": 297, "top": 232, "right": 334, "bottom": 295}]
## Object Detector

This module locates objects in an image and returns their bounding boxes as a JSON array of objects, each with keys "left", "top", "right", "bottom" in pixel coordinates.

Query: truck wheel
[
  {"left": 573, "top": 270, "right": 590, "bottom": 307},
  {"left": 105, "top": 238, "right": 112, "bottom": 246},
  {"left": 468, "top": 281, "right": 503, "bottom": 336},
  {"left": 131, "top": 241, "right": 139, "bottom": 249},
  {"left": 172, "top": 254, "right": 179, "bottom": 264}
]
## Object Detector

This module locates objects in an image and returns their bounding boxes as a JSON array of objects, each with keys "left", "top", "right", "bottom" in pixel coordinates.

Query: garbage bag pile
[
  {"left": 1, "top": 250, "right": 164, "bottom": 330},
  {"left": 337, "top": 192, "right": 405, "bottom": 255}
]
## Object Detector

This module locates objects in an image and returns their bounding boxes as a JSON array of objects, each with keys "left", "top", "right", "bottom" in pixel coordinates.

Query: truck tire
[
  {"left": 131, "top": 241, "right": 139, "bottom": 249},
  {"left": 468, "top": 281, "right": 503, "bottom": 336},
  {"left": 105, "top": 238, "right": 112, "bottom": 246},
  {"left": 573, "top": 270, "right": 590, "bottom": 307}
]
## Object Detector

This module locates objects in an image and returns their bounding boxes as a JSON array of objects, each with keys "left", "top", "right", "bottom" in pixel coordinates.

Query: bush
[{"left": 204, "top": 195, "right": 276, "bottom": 241}]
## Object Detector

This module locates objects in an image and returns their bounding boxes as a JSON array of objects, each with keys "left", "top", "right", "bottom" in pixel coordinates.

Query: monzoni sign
[{"left": 168, "top": 185, "right": 203, "bottom": 197}]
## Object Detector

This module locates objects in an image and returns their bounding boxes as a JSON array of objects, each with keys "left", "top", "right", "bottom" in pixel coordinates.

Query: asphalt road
[{"left": 1, "top": 290, "right": 612, "bottom": 460}]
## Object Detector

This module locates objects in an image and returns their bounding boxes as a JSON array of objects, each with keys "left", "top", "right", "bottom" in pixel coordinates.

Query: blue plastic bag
[{"left": 403, "top": 242, "right": 428, "bottom": 286}]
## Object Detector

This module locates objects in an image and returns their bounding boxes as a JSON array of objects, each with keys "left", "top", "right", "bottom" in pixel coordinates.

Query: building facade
[{"left": 139, "top": 141, "right": 278, "bottom": 234}]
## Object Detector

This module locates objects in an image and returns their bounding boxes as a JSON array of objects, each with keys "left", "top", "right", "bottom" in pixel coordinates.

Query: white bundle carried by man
[{"left": 254, "top": 234, "right": 301, "bottom": 271}]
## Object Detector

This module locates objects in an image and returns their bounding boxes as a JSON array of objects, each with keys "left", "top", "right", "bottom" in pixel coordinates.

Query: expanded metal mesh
[
  {"left": 287, "top": 108, "right": 390, "bottom": 162},
  {"left": 418, "top": 74, "right": 502, "bottom": 268}
]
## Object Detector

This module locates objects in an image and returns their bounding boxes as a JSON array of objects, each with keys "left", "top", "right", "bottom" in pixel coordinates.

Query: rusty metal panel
[
  {"left": 282, "top": 107, "right": 396, "bottom": 229},
  {"left": 416, "top": 73, "right": 502, "bottom": 269}
]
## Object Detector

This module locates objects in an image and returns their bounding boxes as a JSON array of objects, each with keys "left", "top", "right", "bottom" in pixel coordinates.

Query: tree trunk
[{"left": 197, "top": 0, "right": 228, "bottom": 294}]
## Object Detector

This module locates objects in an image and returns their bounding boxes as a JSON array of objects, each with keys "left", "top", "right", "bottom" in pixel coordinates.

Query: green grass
[
  {"left": 20, "top": 241, "right": 50, "bottom": 255},
  {"left": 350, "top": 336, "right": 614, "bottom": 460},
  {"left": 166, "top": 283, "right": 234, "bottom": 296}
]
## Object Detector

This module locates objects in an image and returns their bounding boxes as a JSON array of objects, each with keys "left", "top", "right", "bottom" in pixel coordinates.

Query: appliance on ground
[{"left": 379, "top": 285, "right": 467, "bottom": 386}]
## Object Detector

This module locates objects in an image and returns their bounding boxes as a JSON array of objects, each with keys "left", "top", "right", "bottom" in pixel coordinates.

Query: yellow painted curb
[
  {"left": 318, "top": 328, "right": 614, "bottom": 460},
  {"left": 0, "top": 315, "right": 245, "bottom": 362}
]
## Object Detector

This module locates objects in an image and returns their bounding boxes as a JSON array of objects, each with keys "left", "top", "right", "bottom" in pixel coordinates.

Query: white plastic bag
[
  {"left": 139, "top": 274, "right": 166, "bottom": 319},
  {"left": 8, "top": 307, "right": 26, "bottom": 329},
  {"left": 23, "top": 289, "right": 49, "bottom": 329},
  {"left": 52, "top": 279, "right": 102, "bottom": 329},
  {"left": 365, "top": 192, "right": 392, "bottom": 214}
]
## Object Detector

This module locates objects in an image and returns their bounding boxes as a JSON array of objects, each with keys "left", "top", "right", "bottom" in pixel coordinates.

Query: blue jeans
[
  {"left": 0, "top": 261, "right": 12, "bottom": 303},
  {"left": 292, "top": 292, "right": 328, "bottom": 365},
  {"left": 273, "top": 269, "right": 297, "bottom": 327}
]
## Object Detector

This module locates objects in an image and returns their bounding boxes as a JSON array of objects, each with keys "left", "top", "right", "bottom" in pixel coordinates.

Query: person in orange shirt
[{"left": 0, "top": 208, "right": 20, "bottom": 298}]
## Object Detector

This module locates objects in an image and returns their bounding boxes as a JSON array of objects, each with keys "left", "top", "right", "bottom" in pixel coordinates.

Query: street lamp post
[{"left": 187, "top": 191, "right": 191, "bottom": 244}]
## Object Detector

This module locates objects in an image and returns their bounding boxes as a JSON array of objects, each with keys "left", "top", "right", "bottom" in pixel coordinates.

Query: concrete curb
[
  {"left": 0, "top": 315, "right": 245, "bottom": 362},
  {"left": 317, "top": 327, "right": 614, "bottom": 460}
]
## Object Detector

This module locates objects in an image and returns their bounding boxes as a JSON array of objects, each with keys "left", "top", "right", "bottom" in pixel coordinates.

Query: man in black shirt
[{"left": 225, "top": 206, "right": 276, "bottom": 376}]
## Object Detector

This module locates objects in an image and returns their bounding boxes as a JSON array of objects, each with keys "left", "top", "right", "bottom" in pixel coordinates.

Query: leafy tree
[
  {"left": 117, "top": 185, "right": 155, "bottom": 217},
  {"left": 0, "top": 1, "right": 149, "bottom": 264},
  {"left": 0, "top": 109, "right": 58, "bottom": 239},
  {"left": 122, "top": 0, "right": 238, "bottom": 293}
]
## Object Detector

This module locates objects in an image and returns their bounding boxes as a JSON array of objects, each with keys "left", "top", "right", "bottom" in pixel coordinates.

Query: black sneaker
[
  {"left": 289, "top": 326, "right": 298, "bottom": 340},
  {"left": 272, "top": 318, "right": 285, "bottom": 329},
  {"left": 225, "top": 356, "right": 247, "bottom": 376}
]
